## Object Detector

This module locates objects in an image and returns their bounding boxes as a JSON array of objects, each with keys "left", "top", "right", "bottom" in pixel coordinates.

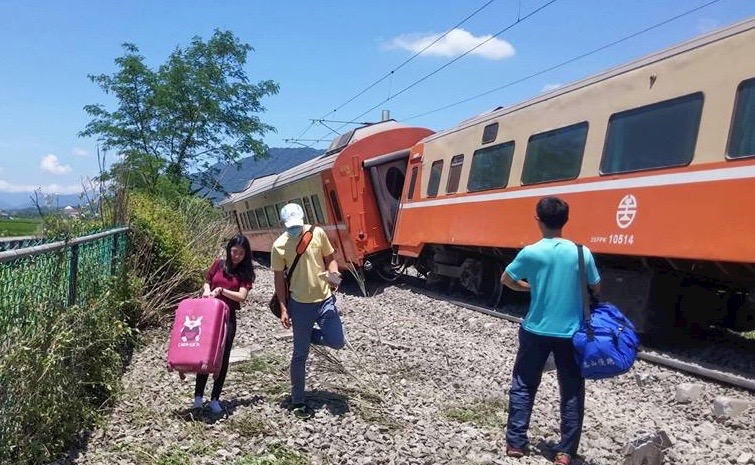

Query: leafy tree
[{"left": 80, "top": 30, "right": 280, "bottom": 195}]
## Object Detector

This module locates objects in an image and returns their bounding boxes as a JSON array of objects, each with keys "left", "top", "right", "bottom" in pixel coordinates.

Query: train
[{"left": 219, "top": 17, "right": 755, "bottom": 334}]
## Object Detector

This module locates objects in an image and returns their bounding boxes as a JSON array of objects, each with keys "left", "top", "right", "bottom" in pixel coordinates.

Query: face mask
[{"left": 287, "top": 226, "right": 303, "bottom": 237}]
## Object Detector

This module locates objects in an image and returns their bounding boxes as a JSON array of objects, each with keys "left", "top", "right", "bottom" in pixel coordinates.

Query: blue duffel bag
[
  {"left": 572, "top": 245, "right": 639, "bottom": 379},
  {"left": 572, "top": 301, "right": 639, "bottom": 379}
]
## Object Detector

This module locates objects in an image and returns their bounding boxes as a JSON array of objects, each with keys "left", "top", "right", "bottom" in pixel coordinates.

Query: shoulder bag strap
[
  {"left": 577, "top": 244, "right": 594, "bottom": 339},
  {"left": 286, "top": 226, "right": 314, "bottom": 284}
]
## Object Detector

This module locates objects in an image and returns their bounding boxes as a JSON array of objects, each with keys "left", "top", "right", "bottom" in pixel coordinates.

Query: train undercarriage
[{"left": 394, "top": 244, "right": 755, "bottom": 334}]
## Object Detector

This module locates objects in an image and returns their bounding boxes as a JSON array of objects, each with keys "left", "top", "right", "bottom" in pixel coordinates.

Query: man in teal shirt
[{"left": 500, "top": 197, "right": 600, "bottom": 465}]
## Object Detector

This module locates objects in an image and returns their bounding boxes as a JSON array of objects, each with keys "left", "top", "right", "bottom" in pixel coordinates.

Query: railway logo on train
[{"left": 616, "top": 194, "right": 637, "bottom": 229}]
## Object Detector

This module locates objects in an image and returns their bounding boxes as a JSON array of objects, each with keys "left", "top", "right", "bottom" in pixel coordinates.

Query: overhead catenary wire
[
  {"left": 318, "top": 0, "right": 500, "bottom": 120},
  {"left": 285, "top": 0, "right": 500, "bottom": 147},
  {"left": 404, "top": 0, "right": 723, "bottom": 121},
  {"left": 314, "top": 0, "right": 559, "bottom": 142}
]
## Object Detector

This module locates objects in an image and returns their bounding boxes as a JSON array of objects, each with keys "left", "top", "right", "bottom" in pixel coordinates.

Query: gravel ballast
[{"left": 71, "top": 267, "right": 755, "bottom": 465}]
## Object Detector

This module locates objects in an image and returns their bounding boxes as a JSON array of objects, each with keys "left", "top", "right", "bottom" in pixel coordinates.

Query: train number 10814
[{"left": 608, "top": 234, "right": 634, "bottom": 245}]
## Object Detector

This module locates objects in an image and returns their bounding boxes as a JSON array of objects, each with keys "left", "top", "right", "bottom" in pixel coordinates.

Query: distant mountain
[
  {"left": 0, "top": 147, "right": 323, "bottom": 211},
  {"left": 0, "top": 192, "right": 83, "bottom": 212},
  {"left": 194, "top": 147, "right": 323, "bottom": 203}
]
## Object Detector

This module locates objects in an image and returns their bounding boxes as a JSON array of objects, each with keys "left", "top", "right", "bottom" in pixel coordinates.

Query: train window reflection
[
  {"left": 329, "top": 190, "right": 343, "bottom": 222},
  {"left": 407, "top": 167, "right": 418, "bottom": 200},
  {"left": 265, "top": 205, "right": 278, "bottom": 227},
  {"left": 311, "top": 195, "right": 325, "bottom": 223},
  {"left": 468, "top": 142, "right": 515, "bottom": 192},
  {"left": 427, "top": 160, "right": 443, "bottom": 197},
  {"left": 255, "top": 208, "right": 268, "bottom": 228},
  {"left": 727, "top": 78, "right": 755, "bottom": 159},
  {"left": 302, "top": 197, "right": 316, "bottom": 224},
  {"left": 446, "top": 155, "right": 464, "bottom": 193},
  {"left": 482, "top": 122, "right": 498, "bottom": 144},
  {"left": 247, "top": 210, "right": 259, "bottom": 229},
  {"left": 601, "top": 93, "right": 703, "bottom": 174},
  {"left": 522, "top": 122, "right": 588, "bottom": 185}
]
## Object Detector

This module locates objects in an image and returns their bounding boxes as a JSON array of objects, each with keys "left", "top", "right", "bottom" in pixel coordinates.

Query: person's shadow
[
  {"left": 174, "top": 395, "right": 264, "bottom": 424},
  {"left": 279, "top": 389, "right": 350, "bottom": 416}
]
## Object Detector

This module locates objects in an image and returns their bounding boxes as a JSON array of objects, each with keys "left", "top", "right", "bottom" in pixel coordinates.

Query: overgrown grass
[
  {"left": 441, "top": 397, "right": 508, "bottom": 428},
  {"left": 0, "top": 217, "right": 42, "bottom": 236},
  {"left": 0, "top": 293, "right": 133, "bottom": 464}
]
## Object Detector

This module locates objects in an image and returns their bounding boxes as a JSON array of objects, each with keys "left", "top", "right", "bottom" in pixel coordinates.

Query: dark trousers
[
  {"left": 195, "top": 310, "right": 237, "bottom": 400},
  {"left": 506, "top": 327, "right": 585, "bottom": 456}
]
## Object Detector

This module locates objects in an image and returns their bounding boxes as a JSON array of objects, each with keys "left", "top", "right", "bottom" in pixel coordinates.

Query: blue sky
[{"left": 1, "top": 0, "right": 753, "bottom": 197}]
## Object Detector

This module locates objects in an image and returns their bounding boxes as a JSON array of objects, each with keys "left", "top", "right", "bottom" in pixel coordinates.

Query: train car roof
[
  {"left": 423, "top": 15, "right": 755, "bottom": 142},
  {"left": 219, "top": 120, "right": 407, "bottom": 205}
]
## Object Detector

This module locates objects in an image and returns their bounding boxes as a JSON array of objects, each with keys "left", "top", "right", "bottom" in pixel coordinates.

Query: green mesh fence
[{"left": 0, "top": 227, "right": 128, "bottom": 339}]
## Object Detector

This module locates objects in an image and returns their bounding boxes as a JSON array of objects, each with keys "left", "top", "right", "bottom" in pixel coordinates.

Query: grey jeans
[{"left": 288, "top": 295, "right": 345, "bottom": 404}]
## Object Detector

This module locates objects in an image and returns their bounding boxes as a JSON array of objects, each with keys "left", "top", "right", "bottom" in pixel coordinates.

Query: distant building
[{"left": 63, "top": 206, "right": 80, "bottom": 218}]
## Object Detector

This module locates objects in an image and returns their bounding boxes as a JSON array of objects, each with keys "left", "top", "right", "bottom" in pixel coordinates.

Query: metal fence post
[
  {"left": 111, "top": 233, "right": 119, "bottom": 276},
  {"left": 67, "top": 244, "right": 79, "bottom": 307}
]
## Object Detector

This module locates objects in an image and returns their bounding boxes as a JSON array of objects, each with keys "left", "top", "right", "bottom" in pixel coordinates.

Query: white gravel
[{"left": 71, "top": 267, "right": 755, "bottom": 465}]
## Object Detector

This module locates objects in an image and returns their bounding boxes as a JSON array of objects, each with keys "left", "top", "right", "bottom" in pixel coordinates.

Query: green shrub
[
  {"left": 0, "top": 292, "right": 133, "bottom": 465},
  {"left": 124, "top": 192, "right": 232, "bottom": 327}
]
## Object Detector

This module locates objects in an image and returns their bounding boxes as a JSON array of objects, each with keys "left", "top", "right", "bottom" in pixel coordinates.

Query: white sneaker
[
  {"left": 208, "top": 399, "right": 223, "bottom": 415},
  {"left": 193, "top": 396, "right": 203, "bottom": 409}
]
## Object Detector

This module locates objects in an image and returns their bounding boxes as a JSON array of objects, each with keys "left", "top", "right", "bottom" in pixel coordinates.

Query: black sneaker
[{"left": 291, "top": 403, "right": 312, "bottom": 419}]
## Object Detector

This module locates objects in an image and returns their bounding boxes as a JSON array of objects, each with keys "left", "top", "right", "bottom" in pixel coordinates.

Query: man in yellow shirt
[{"left": 271, "top": 203, "right": 345, "bottom": 419}]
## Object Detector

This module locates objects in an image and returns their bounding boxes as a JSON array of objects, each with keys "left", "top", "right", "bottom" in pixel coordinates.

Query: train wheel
[{"left": 374, "top": 260, "right": 405, "bottom": 282}]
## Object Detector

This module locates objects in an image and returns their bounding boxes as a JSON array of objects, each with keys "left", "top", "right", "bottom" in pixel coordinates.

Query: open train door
[{"left": 363, "top": 149, "right": 409, "bottom": 243}]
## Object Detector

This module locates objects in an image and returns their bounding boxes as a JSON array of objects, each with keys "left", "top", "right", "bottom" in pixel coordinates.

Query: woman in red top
[{"left": 194, "top": 234, "right": 255, "bottom": 415}]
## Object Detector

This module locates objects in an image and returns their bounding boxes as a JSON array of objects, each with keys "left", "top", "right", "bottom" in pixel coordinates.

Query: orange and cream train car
[
  {"left": 219, "top": 120, "right": 433, "bottom": 277},
  {"left": 392, "top": 17, "right": 755, "bottom": 333}
]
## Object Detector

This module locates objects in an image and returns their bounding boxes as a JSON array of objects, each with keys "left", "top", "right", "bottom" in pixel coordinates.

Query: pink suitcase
[{"left": 166, "top": 297, "right": 229, "bottom": 376}]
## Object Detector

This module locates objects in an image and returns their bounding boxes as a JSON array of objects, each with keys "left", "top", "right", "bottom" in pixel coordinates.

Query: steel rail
[{"left": 399, "top": 282, "right": 755, "bottom": 392}]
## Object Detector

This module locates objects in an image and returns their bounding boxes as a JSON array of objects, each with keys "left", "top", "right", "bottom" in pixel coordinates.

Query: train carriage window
[
  {"left": 446, "top": 155, "right": 465, "bottom": 194},
  {"left": 522, "top": 122, "right": 588, "bottom": 185},
  {"left": 727, "top": 78, "right": 755, "bottom": 158},
  {"left": 328, "top": 190, "right": 343, "bottom": 222},
  {"left": 468, "top": 141, "right": 515, "bottom": 192},
  {"left": 302, "top": 197, "right": 316, "bottom": 224},
  {"left": 255, "top": 208, "right": 268, "bottom": 228},
  {"left": 265, "top": 205, "right": 278, "bottom": 227},
  {"left": 601, "top": 92, "right": 703, "bottom": 174},
  {"left": 427, "top": 160, "right": 444, "bottom": 197},
  {"left": 407, "top": 167, "right": 419, "bottom": 200},
  {"left": 311, "top": 195, "right": 325, "bottom": 223},
  {"left": 275, "top": 203, "right": 286, "bottom": 220},
  {"left": 482, "top": 122, "right": 499, "bottom": 144},
  {"left": 247, "top": 210, "right": 259, "bottom": 229}
]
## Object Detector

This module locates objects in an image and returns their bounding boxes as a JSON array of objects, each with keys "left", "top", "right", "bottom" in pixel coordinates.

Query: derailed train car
[
  {"left": 391, "top": 17, "right": 755, "bottom": 333},
  {"left": 219, "top": 120, "right": 433, "bottom": 277}
]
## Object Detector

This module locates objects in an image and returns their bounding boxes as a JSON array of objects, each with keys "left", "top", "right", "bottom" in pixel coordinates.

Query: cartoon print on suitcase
[{"left": 166, "top": 297, "right": 229, "bottom": 376}]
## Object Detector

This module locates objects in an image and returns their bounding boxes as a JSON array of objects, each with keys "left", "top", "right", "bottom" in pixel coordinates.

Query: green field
[{"left": 0, "top": 218, "right": 42, "bottom": 237}]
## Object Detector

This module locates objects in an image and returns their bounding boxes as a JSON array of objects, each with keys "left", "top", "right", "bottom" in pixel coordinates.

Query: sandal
[{"left": 554, "top": 452, "right": 571, "bottom": 465}]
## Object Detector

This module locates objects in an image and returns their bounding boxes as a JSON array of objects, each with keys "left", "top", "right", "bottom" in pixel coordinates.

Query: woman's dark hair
[
  {"left": 224, "top": 234, "right": 255, "bottom": 283},
  {"left": 536, "top": 196, "right": 569, "bottom": 230}
]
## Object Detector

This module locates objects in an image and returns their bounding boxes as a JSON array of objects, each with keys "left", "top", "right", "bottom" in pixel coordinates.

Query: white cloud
[
  {"left": 40, "top": 154, "right": 72, "bottom": 175},
  {"left": 542, "top": 83, "right": 562, "bottom": 92},
  {"left": 0, "top": 180, "right": 82, "bottom": 194},
  {"left": 72, "top": 147, "right": 89, "bottom": 157},
  {"left": 386, "top": 28, "right": 515, "bottom": 60}
]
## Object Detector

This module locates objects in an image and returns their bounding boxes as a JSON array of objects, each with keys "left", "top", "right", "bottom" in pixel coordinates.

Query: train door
[{"left": 364, "top": 150, "right": 409, "bottom": 242}]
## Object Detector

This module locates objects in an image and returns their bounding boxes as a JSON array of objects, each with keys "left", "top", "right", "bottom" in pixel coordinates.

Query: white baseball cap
[{"left": 280, "top": 203, "right": 305, "bottom": 228}]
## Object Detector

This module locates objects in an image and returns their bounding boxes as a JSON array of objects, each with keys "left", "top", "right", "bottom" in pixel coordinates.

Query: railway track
[{"left": 391, "top": 275, "right": 755, "bottom": 392}]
